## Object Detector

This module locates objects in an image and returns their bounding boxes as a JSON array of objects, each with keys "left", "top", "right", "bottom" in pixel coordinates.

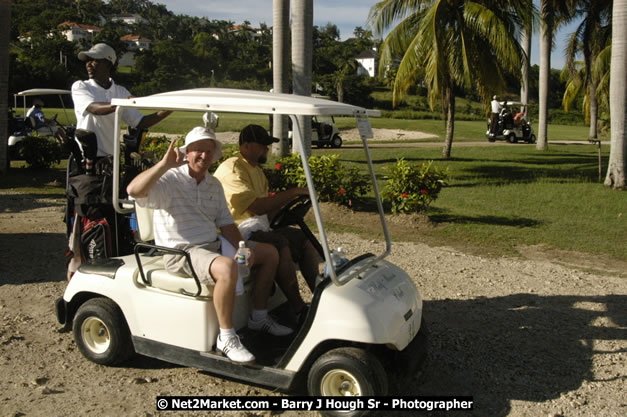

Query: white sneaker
[
  {"left": 216, "top": 334, "right": 255, "bottom": 364},
  {"left": 248, "top": 315, "right": 294, "bottom": 336}
]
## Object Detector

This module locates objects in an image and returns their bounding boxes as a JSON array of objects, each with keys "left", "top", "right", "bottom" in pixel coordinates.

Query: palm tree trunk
[
  {"left": 291, "top": 0, "right": 313, "bottom": 157},
  {"left": 588, "top": 80, "right": 598, "bottom": 139},
  {"left": 520, "top": 25, "right": 531, "bottom": 118},
  {"left": 272, "top": 0, "right": 290, "bottom": 157},
  {"left": 537, "top": 0, "right": 552, "bottom": 150},
  {"left": 604, "top": 0, "right": 627, "bottom": 188},
  {"left": 442, "top": 87, "right": 455, "bottom": 159},
  {"left": 0, "top": 0, "right": 11, "bottom": 174}
]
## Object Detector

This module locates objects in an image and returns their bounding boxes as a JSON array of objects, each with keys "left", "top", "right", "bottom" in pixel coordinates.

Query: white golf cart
[
  {"left": 8, "top": 88, "right": 74, "bottom": 157},
  {"left": 55, "top": 89, "right": 427, "bottom": 411},
  {"left": 486, "top": 101, "right": 536, "bottom": 144}
]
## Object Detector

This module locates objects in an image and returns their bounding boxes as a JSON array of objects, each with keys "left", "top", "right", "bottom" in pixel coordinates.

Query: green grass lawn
[{"left": 314, "top": 144, "right": 625, "bottom": 261}]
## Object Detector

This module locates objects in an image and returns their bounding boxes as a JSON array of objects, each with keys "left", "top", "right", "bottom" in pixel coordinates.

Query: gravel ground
[{"left": 0, "top": 192, "right": 625, "bottom": 417}]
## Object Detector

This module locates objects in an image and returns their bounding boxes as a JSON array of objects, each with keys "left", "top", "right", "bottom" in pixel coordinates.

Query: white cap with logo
[{"left": 78, "top": 43, "right": 117, "bottom": 65}]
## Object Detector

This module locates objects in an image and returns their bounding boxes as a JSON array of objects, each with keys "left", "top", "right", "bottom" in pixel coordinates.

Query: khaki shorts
[
  {"left": 250, "top": 227, "right": 308, "bottom": 263},
  {"left": 164, "top": 241, "right": 222, "bottom": 286}
]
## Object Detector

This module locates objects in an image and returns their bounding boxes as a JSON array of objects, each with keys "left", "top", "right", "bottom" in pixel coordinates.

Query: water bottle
[
  {"left": 324, "top": 247, "right": 348, "bottom": 277},
  {"left": 236, "top": 240, "right": 249, "bottom": 281}
]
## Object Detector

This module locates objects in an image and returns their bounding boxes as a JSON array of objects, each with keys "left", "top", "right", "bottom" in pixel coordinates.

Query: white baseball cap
[
  {"left": 78, "top": 43, "right": 117, "bottom": 65},
  {"left": 179, "top": 126, "right": 222, "bottom": 163}
]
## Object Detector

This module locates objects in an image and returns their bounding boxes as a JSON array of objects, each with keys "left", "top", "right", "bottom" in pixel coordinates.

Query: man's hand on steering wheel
[{"left": 270, "top": 194, "right": 312, "bottom": 229}]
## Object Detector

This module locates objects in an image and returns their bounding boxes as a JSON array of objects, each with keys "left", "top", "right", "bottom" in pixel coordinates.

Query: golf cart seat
[{"left": 134, "top": 203, "right": 218, "bottom": 297}]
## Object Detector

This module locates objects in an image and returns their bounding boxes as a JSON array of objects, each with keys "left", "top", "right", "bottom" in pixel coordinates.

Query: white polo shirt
[
  {"left": 71, "top": 78, "right": 144, "bottom": 156},
  {"left": 134, "top": 165, "right": 234, "bottom": 249}
]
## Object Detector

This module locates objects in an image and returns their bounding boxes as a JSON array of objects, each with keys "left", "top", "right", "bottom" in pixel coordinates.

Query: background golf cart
[
  {"left": 56, "top": 89, "right": 427, "bottom": 413},
  {"left": 8, "top": 88, "right": 75, "bottom": 158},
  {"left": 286, "top": 115, "right": 343, "bottom": 148},
  {"left": 486, "top": 101, "right": 536, "bottom": 144}
]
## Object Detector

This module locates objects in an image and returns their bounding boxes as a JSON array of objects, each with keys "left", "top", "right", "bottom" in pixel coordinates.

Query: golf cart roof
[
  {"left": 500, "top": 101, "right": 525, "bottom": 106},
  {"left": 111, "top": 88, "right": 381, "bottom": 117},
  {"left": 16, "top": 88, "right": 71, "bottom": 96}
]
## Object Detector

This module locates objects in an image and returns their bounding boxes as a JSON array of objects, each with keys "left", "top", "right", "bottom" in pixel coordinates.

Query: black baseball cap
[{"left": 239, "top": 124, "right": 280, "bottom": 146}]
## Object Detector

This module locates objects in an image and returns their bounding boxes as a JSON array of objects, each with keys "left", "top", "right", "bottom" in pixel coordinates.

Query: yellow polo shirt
[{"left": 213, "top": 153, "right": 269, "bottom": 225}]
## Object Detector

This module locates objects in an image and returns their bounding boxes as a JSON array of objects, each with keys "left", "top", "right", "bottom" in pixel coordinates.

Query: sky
[{"left": 155, "top": 0, "right": 582, "bottom": 70}]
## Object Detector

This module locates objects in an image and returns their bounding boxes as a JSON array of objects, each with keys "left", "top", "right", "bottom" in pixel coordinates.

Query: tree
[
  {"left": 605, "top": 0, "right": 627, "bottom": 188},
  {"left": 1, "top": 0, "right": 11, "bottom": 174},
  {"left": 272, "top": 0, "right": 290, "bottom": 157},
  {"left": 537, "top": 0, "right": 577, "bottom": 150},
  {"left": 291, "top": 0, "right": 313, "bottom": 156},
  {"left": 370, "top": 0, "right": 524, "bottom": 158},
  {"left": 562, "top": 0, "right": 612, "bottom": 139},
  {"left": 520, "top": 0, "right": 536, "bottom": 118}
]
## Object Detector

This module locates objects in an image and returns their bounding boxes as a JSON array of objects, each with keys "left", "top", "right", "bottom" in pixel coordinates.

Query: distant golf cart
[
  {"left": 287, "top": 115, "right": 343, "bottom": 148},
  {"left": 55, "top": 89, "right": 427, "bottom": 411},
  {"left": 8, "top": 88, "right": 74, "bottom": 158},
  {"left": 486, "top": 101, "right": 536, "bottom": 144}
]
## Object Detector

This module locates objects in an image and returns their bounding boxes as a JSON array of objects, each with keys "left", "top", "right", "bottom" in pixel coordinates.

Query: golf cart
[
  {"left": 55, "top": 89, "right": 427, "bottom": 410},
  {"left": 8, "top": 88, "right": 75, "bottom": 158},
  {"left": 486, "top": 101, "right": 536, "bottom": 144},
  {"left": 286, "top": 115, "right": 343, "bottom": 148}
]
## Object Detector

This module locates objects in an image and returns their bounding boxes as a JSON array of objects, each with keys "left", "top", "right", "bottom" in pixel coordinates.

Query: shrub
[
  {"left": 266, "top": 153, "right": 371, "bottom": 208},
  {"left": 20, "top": 136, "right": 64, "bottom": 169},
  {"left": 382, "top": 158, "right": 448, "bottom": 214}
]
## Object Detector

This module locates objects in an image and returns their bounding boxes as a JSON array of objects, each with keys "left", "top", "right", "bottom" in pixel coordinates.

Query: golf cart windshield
[{"left": 110, "top": 88, "right": 385, "bottom": 286}]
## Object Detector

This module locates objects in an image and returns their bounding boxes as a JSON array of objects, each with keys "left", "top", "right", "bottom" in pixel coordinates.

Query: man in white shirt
[
  {"left": 490, "top": 95, "right": 503, "bottom": 135},
  {"left": 71, "top": 43, "right": 172, "bottom": 157},
  {"left": 127, "top": 127, "right": 293, "bottom": 364}
]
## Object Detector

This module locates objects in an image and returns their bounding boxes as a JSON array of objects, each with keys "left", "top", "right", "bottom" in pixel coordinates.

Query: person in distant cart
[
  {"left": 489, "top": 95, "right": 503, "bottom": 135},
  {"left": 26, "top": 98, "right": 51, "bottom": 129}
]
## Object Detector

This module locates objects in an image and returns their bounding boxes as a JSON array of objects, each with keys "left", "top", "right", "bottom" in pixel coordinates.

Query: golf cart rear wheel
[
  {"left": 308, "top": 347, "right": 387, "bottom": 416},
  {"left": 73, "top": 298, "right": 134, "bottom": 366},
  {"left": 507, "top": 133, "right": 517, "bottom": 144},
  {"left": 331, "top": 135, "right": 342, "bottom": 148},
  {"left": 528, "top": 134, "right": 536, "bottom": 144}
]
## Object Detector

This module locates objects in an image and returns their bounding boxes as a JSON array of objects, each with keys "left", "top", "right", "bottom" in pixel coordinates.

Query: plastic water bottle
[
  {"left": 324, "top": 247, "right": 348, "bottom": 277},
  {"left": 236, "top": 241, "right": 249, "bottom": 295}
]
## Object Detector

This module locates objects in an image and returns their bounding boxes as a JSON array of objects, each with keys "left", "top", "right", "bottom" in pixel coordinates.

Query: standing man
[
  {"left": 214, "top": 124, "right": 320, "bottom": 319},
  {"left": 127, "top": 127, "right": 293, "bottom": 363},
  {"left": 490, "top": 95, "right": 503, "bottom": 136},
  {"left": 71, "top": 43, "right": 172, "bottom": 157}
]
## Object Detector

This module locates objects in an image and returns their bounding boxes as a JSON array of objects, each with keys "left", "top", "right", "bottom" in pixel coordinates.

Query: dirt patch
[{"left": 0, "top": 193, "right": 625, "bottom": 417}]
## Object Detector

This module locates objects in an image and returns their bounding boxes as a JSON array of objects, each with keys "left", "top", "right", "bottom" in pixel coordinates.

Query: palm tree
[
  {"left": 605, "top": 0, "right": 627, "bottom": 188},
  {"left": 562, "top": 0, "right": 612, "bottom": 139},
  {"left": 369, "top": 0, "right": 524, "bottom": 158},
  {"left": 291, "top": 0, "right": 313, "bottom": 156},
  {"left": 520, "top": 0, "right": 536, "bottom": 119},
  {"left": 537, "top": 0, "right": 577, "bottom": 150},
  {"left": 0, "top": 0, "right": 11, "bottom": 174},
  {"left": 273, "top": 0, "right": 290, "bottom": 156}
]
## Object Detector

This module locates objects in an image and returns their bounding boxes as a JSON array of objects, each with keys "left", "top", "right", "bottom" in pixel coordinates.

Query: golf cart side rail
[{"left": 111, "top": 88, "right": 389, "bottom": 287}]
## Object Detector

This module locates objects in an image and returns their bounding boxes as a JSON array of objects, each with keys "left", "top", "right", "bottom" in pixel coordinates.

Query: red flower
[
  {"left": 401, "top": 192, "right": 409, "bottom": 198},
  {"left": 269, "top": 191, "right": 276, "bottom": 196},
  {"left": 417, "top": 163, "right": 423, "bottom": 167},
  {"left": 420, "top": 189, "right": 429, "bottom": 195},
  {"left": 275, "top": 163, "right": 283, "bottom": 170},
  {"left": 337, "top": 188, "right": 346, "bottom": 195}
]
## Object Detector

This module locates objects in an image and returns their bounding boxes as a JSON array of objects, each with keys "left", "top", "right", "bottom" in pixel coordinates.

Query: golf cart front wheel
[
  {"left": 507, "top": 133, "right": 517, "bottom": 144},
  {"left": 308, "top": 347, "right": 387, "bottom": 416},
  {"left": 73, "top": 298, "right": 134, "bottom": 366}
]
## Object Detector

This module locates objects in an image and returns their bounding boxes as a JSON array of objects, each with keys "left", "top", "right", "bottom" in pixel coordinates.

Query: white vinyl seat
[{"left": 134, "top": 204, "right": 215, "bottom": 297}]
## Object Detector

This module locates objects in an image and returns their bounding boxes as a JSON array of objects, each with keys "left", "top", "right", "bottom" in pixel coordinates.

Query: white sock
[
  {"left": 251, "top": 309, "right": 268, "bottom": 321},
  {"left": 219, "top": 328, "right": 236, "bottom": 339}
]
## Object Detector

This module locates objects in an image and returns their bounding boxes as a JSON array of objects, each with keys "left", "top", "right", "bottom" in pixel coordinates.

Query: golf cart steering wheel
[{"left": 270, "top": 195, "right": 312, "bottom": 229}]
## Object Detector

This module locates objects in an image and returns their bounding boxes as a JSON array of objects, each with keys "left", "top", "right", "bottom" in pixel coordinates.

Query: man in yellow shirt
[{"left": 214, "top": 125, "right": 320, "bottom": 319}]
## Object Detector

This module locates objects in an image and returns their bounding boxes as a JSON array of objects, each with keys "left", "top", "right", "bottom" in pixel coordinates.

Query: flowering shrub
[
  {"left": 382, "top": 158, "right": 447, "bottom": 214},
  {"left": 265, "top": 153, "right": 370, "bottom": 207}
]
